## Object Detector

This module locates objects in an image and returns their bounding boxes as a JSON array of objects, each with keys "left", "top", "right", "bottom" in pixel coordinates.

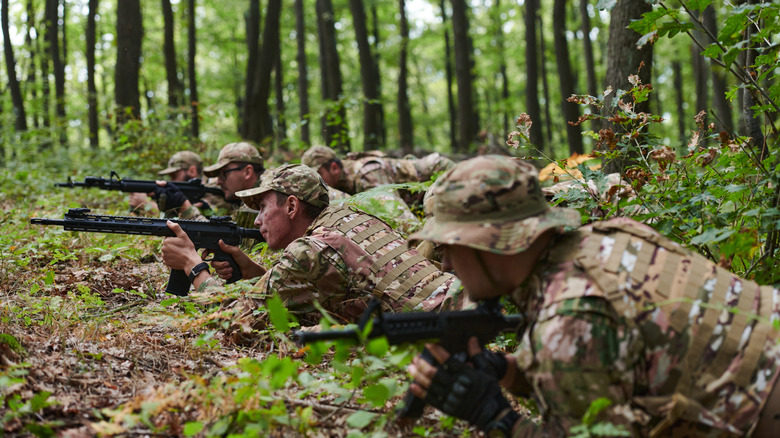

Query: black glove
[
  {"left": 424, "top": 355, "right": 517, "bottom": 433},
  {"left": 470, "top": 349, "right": 508, "bottom": 380},
  {"left": 153, "top": 184, "right": 188, "bottom": 212}
]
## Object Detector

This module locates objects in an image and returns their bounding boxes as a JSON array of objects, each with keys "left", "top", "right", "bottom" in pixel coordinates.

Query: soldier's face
[
  {"left": 217, "top": 163, "right": 250, "bottom": 200},
  {"left": 253, "top": 191, "right": 295, "bottom": 250},
  {"left": 168, "top": 169, "right": 187, "bottom": 182},
  {"left": 317, "top": 163, "right": 340, "bottom": 187},
  {"left": 440, "top": 245, "right": 515, "bottom": 301}
]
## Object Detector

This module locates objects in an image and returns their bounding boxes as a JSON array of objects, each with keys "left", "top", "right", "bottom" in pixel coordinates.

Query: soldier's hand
[
  {"left": 209, "top": 240, "right": 265, "bottom": 280},
  {"left": 162, "top": 221, "right": 202, "bottom": 272},
  {"left": 408, "top": 341, "right": 520, "bottom": 434},
  {"left": 153, "top": 181, "right": 188, "bottom": 212}
]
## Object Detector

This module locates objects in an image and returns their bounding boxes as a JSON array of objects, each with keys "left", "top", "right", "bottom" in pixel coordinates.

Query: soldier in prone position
[
  {"left": 406, "top": 154, "right": 780, "bottom": 437},
  {"left": 161, "top": 164, "right": 469, "bottom": 327}
]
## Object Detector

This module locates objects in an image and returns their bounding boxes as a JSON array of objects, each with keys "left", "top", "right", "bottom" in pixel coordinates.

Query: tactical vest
[
  {"left": 546, "top": 218, "right": 777, "bottom": 436},
  {"left": 313, "top": 205, "right": 452, "bottom": 311}
]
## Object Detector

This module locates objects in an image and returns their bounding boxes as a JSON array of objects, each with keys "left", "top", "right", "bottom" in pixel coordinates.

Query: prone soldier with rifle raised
[
  {"left": 160, "top": 163, "right": 471, "bottom": 330},
  {"left": 403, "top": 155, "right": 780, "bottom": 437}
]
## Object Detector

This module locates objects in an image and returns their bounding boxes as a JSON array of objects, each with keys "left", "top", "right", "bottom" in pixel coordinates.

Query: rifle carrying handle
[{"left": 166, "top": 269, "right": 191, "bottom": 296}]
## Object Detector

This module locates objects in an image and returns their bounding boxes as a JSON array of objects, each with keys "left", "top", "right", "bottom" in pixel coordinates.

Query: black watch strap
[{"left": 188, "top": 262, "right": 210, "bottom": 284}]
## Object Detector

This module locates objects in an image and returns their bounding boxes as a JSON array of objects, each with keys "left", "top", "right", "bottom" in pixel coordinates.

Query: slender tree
[
  {"left": 451, "top": 0, "right": 476, "bottom": 153},
  {"left": 493, "top": 0, "right": 510, "bottom": 134},
  {"left": 580, "top": 0, "right": 599, "bottom": 132},
  {"left": 294, "top": 0, "right": 311, "bottom": 145},
  {"left": 87, "top": 0, "right": 99, "bottom": 148},
  {"left": 370, "top": 4, "right": 386, "bottom": 147},
  {"left": 398, "top": 0, "right": 413, "bottom": 154},
  {"left": 245, "top": 0, "right": 281, "bottom": 145},
  {"left": 2, "top": 0, "right": 27, "bottom": 132},
  {"left": 349, "top": 0, "right": 385, "bottom": 150},
  {"left": 538, "top": 15, "right": 553, "bottom": 144},
  {"left": 162, "top": 0, "right": 181, "bottom": 109},
  {"left": 274, "top": 37, "right": 286, "bottom": 147},
  {"left": 187, "top": 0, "right": 199, "bottom": 138},
  {"left": 241, "top": 0, "right": 261, "bottom": 139},
  {"left": 524, "top": 0, "right": 544, "bottom": 149},
  {"left": 602, "top": 0, "right": 653, "bottom": 173},
  {"left": 440, "top": 0, "right": 457, "bottom": 151},
  {"left": 316, "top": 0, "right": 349, "bottom": 152},
  {"left": 24, "top": 0, "right": 38, "bottom": 128},
  {"left": 672, "top": 61, "right": 687, "bottom": 147},
  {"left": 115, "top": 0, "right": 143, "bottom": 124},
  {"left": 702, "top": 6, "right": 732, "bottom": 132},
  {"left": 553, "top": 0, "right": 583, "bottom": 155},
  {"left": 46, "top": 0, "right": 66, "bottom": 145}
]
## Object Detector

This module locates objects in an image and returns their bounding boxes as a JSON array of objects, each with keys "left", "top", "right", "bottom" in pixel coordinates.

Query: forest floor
[{"left": 0, "top": 210, "right": 482, "bottom": 437}]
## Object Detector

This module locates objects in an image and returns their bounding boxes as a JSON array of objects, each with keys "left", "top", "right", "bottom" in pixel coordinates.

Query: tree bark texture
[
  {"left": 349, "top": 0, "right": 385, "bottom": 150},
  {"left": 25, "top": 0, "right": 38, "bottom": 129},
  {"left": 440, "top": 0, "right": 457, "bottom": 151},
  {"left": 580, "top": 0, "right": 600, "bottom": 132},
  {"left": 187, "top": 0, "right": 199, "bottom": 138},
  {"left": 274, "top": 38, "right": 286, "bottom": 147},
  {"left": 397, "top": 0, "right": 413, "bottom": 154},
  {"left": 538, "top": 15, "right": 553, "bottom": 144},
  {"left": 162, "top": 0, "right": 180, "bottom": 109},
  {"left": 602, "top": 0, "right": 653, "bottom": 173},
  {"left": 702, "top": 6, "right": 733, "bottom": 133},
  {"left": 2, "top": 0, "right": 27, "bottom": 131},
  {"left": 115, "top": 0, "right": 143, "bottom": 124},
  {"left": 46, "top": 0, "right": 66, "bottom": 145},
  {"left": 294, "top": 0, "right": 311, "bottom": 145},
  {"left": 524, "top": 0, "right": 544, "bottom": 149},
  {"left": 672, "top": 61, "right": 687, "bottom": 147},
  {"left": 316, "top": 0, "right": 349, "bottom": 152},
  {"left": 553, "top": 0, "right": 583, "bottom": 155},
  {"left": 370, "top": 4, "right": 387, "bottom": 147},
  {"left": 241, "top": 0, "right": 261, "bottom": 139},
  {"left": 245, "top": 0, "right": 280, "bottom": 145},
  {"left": 87, "top": 0, "right": 99, "bottom": 147},
  {"left": 451, "top": 0, "right": 476, "bottom": 153}
]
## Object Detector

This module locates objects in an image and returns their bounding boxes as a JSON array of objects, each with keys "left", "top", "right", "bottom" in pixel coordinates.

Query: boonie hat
[
  {"left": 301, "top": 146, "right": 338, "bottom": 169},
  {"left": 203, "top": 142, "right": 264, "bottom": 177},
  {"left": 158, "top": 151, "right": 202, "bottom": 176},
  {"left": 236, "top": 163, "right": 330, "bottom": 210},
  {"left": 408, "top": 155, "right": 581, "bottom": 254}
]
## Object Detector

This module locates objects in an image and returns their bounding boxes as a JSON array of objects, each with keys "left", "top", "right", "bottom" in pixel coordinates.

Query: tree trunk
[
  {"left": 580, "top": 0, "right": 599, "bottom": 132},
  {"left": 87, "top": 0, "right": 99, "bottom": 148},
  {"left": 494, "top": 0, "right": 510, "bottom": 134},
  {"left": 524, "top": 0, "right": 544, "bottom": 149},
  {"left": 294, "top": 0, "right": 310, "bottom": 145},
  {"left": 740, "top": 0, "right": 766, "bottom": 160},
  {"left": 702, "top": 6, "right": 733, "bottom": 133},
  {"left": 370, "top": 4, "right": 387, "bottom": 147},
  {"left": 162, "top": 0, "right": 180, "bottom": 109},
  {"left": 451, "top": 0, "right": 476, "bottom": 153},
  {"left": 187, "top": 0, "right": 199, "bottom": 138},
  {"left": 349, "top": 0, "right": 384, "bottom": 150},
  {"left": 274, "top": 38, "right": 286, "bottom": 147},
  {"left": 538, "top": 15, "right": 553, "bottom": 145},
  {"left": 691, "top": 30, "right": 708, "bottom": 126},
  {"left": 245, "top": 0, "right": 280, "bottom": 145},
  {"left": 602, "top": 0, "right": 653, "bottom": 173},
  {"left": 115, "top": 0, "right": 143, "bottom": 124},
  {"left": 672, "top": 61, "right": 686, "bottom": 148},
  {"left": 553, "top": 0, "right": 583, "bottom": 155},
  {"left": 398, "top": 0, "right": 413, "bottom": 154},
  {"left": 25, "top": 0, "right": 38, "bottom": 129},
  {"left": 241, "top": 0, "right": 261, "bottom": 139},
  {"left": 316, "top": 0, "right": 349, "bottom": 152},
  {"left": 46, "top": 0, "right": 66, "bottom": 145},
  {"left": 440, "top": 0, "right": 457, "bottom": 151},
  {"left": 2, "top": 0, "right": 27, "bottom": 132}
]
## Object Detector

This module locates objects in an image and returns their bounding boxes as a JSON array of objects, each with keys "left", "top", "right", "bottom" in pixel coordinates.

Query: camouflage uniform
[
  {"left": 230, "top": 164, "right": 469, "bottom": 326},
  {"left": 409, "top": 154, "right": 780, "bottom": 437}
]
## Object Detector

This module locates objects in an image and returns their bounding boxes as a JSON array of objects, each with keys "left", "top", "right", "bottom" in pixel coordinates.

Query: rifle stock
[
  {"left": 295, "top": 299, "right": 525, "bottom": 420},
  {"left": 30, "top": 208, "right": 264, "bottom": 296}
]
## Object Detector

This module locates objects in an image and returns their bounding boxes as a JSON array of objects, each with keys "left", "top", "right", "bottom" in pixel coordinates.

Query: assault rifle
[
  {"left": 30, "top": 208, "right": 264, "bottom": 296},
  {"left": 295, "top": 299, "right": 525, "bottom": 420},
  {"left": 56, "top": 171, "right": 226, "bottom": 202}
]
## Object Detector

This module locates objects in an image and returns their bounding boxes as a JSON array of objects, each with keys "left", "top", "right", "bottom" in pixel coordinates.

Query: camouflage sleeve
[
  {"left": 515, "top": 297, "right": 640, "bottom": 436},
  {"left": 259, "top": 237, "right": 357, "bottom": 325},
  {"left": 354, "top": 161, "right": 393, "bottom": 192},
  {"left": 179, "top": 204, "right": 208, "bottom": 221}
]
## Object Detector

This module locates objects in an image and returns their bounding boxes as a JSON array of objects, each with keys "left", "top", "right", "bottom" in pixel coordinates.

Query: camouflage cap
[
  {"left": 301, "top": 145, "right": 338, "bottom": 169},
  {"left": 235, "top": 163, "right": 330, "bottom": 210},
  {"left": 408, "top": 155, "right": 581, "bottom": 254},
  {"left": 158, "top": 151, "right": 203, "bottom": 176},
  {"left": 203, "top": 142, "right": 264, "bottom": 177}
]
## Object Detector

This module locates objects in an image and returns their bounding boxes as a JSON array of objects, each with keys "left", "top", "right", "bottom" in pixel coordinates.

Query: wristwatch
[
  {"left": 486, "top": 410, "right": 521, "bottom": 438},
  {"left": 188, "top": 262, "right": 210, "bottom": 284}
]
